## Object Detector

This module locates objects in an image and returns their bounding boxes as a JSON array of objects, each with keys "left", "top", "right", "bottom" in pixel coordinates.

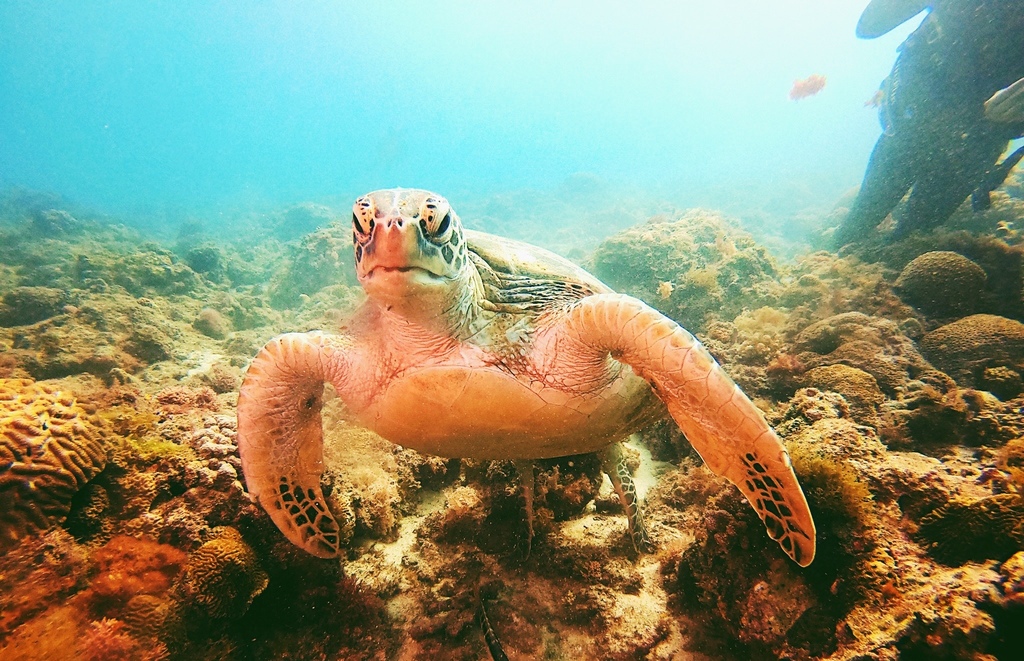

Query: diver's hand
[{"left": 985, "top": 77, "right": 1024, "bottom": 124}]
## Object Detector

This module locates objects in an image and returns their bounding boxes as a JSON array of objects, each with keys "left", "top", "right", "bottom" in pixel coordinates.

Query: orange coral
[
  {"left": 88, "top": 535, "right": 187, "bottom": 617},
  {"left": 76, "top": 616, "right": 170, "bottom": 661},
  {"left": 0, "top": 529, "right": 90, "bottom": 638},
  {"left": 766, "top": 352, "right": 807, "bottom": 397}
]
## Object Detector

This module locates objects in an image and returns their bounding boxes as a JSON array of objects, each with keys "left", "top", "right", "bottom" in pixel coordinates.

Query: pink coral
[
  {"left": 154, "top": 385, "right": 218, "bottom": 414},
  {"left": 78, "top": 617, "right": 170, "bottom": 661},
  {"left": 79, "top": 618, "right": 143, "bottom": 661}
]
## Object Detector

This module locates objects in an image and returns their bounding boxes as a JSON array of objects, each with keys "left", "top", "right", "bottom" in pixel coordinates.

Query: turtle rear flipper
[{"left": 601, "top": 443, "right": 654, "bottom": 554}]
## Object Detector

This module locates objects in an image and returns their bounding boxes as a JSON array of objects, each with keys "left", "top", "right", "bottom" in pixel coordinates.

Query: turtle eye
[
  {"left": 352, "top": 197, "right": 375, "bottom": 236},
  {"left": 419, "top": 196, "right": 454, "bottom": 243},
  {"left": 435, "top": 212, "right": 451, "bottom": 236}
]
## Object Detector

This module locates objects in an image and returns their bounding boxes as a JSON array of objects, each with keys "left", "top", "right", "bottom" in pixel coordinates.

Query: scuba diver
[{"left": 832, "top": 0, "right": 1024, "bottom": 247}]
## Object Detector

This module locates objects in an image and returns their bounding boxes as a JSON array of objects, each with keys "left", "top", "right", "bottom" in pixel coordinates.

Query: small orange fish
[{"left": 789, "top": 74, "right": 827, "bottom": 101}]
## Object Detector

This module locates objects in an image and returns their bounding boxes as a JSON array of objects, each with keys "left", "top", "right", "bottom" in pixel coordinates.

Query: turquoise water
[{"left": 1, "top": 1, "right": 919, "bottom": 226}]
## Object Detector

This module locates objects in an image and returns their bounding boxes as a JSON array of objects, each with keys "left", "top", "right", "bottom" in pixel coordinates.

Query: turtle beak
[
  {"left": 360, "top": 215, "right": 448, "bottom": 283},
  {"left": 362, "top": 215, "right": 419, "bottom": 274}
]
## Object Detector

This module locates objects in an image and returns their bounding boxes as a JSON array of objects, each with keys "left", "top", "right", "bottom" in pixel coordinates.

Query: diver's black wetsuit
[{"left": 833, "top": 0, "right": 1024, "bottom": 247}]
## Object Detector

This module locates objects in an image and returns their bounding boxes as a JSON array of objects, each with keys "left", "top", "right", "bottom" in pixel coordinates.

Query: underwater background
[
  {"left": 2, "top": 1, "right": 921, "bottom": 233},
  {"left": 3, "top": 1, "right": 1024, "bottom": 660}
]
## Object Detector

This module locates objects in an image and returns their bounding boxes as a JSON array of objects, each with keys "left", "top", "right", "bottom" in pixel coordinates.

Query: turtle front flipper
[
  {"left": 237, "top": 332, "right": 351, "bottom": 558},
  {"left": 562, "top": 294, "right": 816, "bottom": 567}
]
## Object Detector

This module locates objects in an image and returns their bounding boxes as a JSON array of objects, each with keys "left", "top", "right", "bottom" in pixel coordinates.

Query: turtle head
[{"left": 352, "top": 189, "right": 475, "bottom": 321}]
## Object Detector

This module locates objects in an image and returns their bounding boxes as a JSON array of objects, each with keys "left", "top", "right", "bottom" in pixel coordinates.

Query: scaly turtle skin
[{"left": 237, "top": 189, "right": 816, "bottom": 566}]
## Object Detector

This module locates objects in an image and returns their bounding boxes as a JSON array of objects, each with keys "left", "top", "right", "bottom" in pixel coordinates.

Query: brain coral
[
  {"left": 917, "top": 494, "right": 1024, "bottom": 565},
  {"left": 0, "top": 378, "right": 108, "bottom": 548},
  {"left": 793, "top": 312, "right": 931, "bottom": 395},
  {"left": 894, "top": 251, "right": 987, "bottom": 318},
  {"left": 920, "top": 314, "right": 1024, "bottom": 388},
  {"left": 179, "top": 526, "right": 268, "bottom": 620},
  {"left": 801, "top": 364, "right": 884, "bottom": 427}
]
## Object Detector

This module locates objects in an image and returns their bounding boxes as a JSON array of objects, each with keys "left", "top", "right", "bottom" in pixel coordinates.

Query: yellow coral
[
  {"left": 787, "top": 445, "right": 877, "bottom": 603},
  {"left": 0, "top": 378, "right": 109, "bottom": 548},
  {"left": 801, "top": 364, "right": 884, "bottom": 426},
  {"left": 682, "top": 267, "right": 720, "bottom": 293},
  {"left": 733, "top": 306, "right": 788, "bottom": 335},
  {"left": 179, "top": 526, "right": 268, "bottom": 620}
]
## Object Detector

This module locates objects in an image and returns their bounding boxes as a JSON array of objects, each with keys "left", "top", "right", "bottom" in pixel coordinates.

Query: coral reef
[
  {"left": 177, "top": 527, "right": 268, "bottom": 621},
  {"left": 921, "top": 314, "right": 1024, "bottom": 391},
  {"left": 88, "top": 535, "right": 187, "bottom": 616},
  {"left": 78, "top": 617, "right": 166, "bottom": 661},
  {"left": 916, "top": 494, "right": 1024, "bottom": 565},
  {"left": 0, "top": 286, "right": 70, "bottom": 327},
  {"left": 267, "top": 221, "right": 357, "bottom": 309},
  {"left": 894, "top": 250, "right": 988, "bottom": 318},
  {"left": 791, "top": 311, "right": 932, "bottom": 395},
  {"left": 4, "top": 191, "right": 1024, "bottom": 659},
  {"left": 662, "top": 383, "right": 1024, "bottom": 659},
  {"left": 800, "top": 364, "right": 884, "bottom": 426},
  {"left": 0, "top": 529, "right": 91, "bottom": 637},
  {"left": 2, "top": 290, "right": 192, "bottom": 381},
  {"left": 853, "top": 226, "right": 1024, "bottom": 322},
  {"left": 590, "top": 209, "right": 781, "bottom": 333},
  {"left": 191, "top": 307, "right": 231, "bottom": 340},
  {"left": 0, "top": 379, "right": 109, "bottom": 548}
]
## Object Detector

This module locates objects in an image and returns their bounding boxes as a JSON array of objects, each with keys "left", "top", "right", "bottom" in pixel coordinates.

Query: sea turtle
[{"left": 237, "top": 188, "right": 816, "bottom": 567}]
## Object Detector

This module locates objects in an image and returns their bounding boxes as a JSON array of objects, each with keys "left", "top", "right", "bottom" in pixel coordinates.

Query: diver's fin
[
  {"left": 972, "top": 189, "right": 993, "bottom": 212},
  {"left": 985, "top": 77, "right": 1024, "bottom": 124},
  {"left": 856, "top": 0, "right": 931, "bottom": 39},
  {"left": 973, "top": 145, "right": 1024, "bottom": 212}
]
